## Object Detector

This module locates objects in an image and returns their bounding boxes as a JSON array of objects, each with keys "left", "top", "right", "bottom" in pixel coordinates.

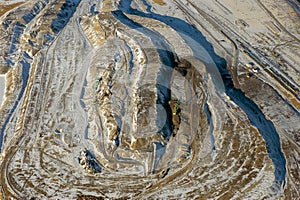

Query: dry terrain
[{"left": 0, "top": 0, "right": 299, "bottom": 199}]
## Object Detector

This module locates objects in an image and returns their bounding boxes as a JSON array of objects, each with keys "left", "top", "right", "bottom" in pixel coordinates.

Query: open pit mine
[{"left": 0, "top": 0, "right": 299, "bottom": 199}]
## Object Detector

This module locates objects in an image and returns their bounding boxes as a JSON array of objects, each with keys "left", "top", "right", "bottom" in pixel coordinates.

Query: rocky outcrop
[{"left": 78, "top": 149, "right": 102, "bottom": 173}]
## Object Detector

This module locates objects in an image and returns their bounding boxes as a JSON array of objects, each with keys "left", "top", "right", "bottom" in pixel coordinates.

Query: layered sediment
[{"left": 0, "top": 0, "right": 299, "bottom": 199}]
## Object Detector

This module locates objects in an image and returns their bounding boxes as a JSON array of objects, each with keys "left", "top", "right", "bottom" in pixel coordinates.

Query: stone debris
[{"left": 78, "top": 149, "right": 101, "bottom": 174}]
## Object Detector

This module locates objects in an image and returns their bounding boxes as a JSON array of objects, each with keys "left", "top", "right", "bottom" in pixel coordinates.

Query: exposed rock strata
[{"left": 0, "top": 0, "right": 299, "bottom": 199}]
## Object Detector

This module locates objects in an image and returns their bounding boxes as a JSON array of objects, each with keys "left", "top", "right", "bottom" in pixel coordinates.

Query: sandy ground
[
  {"left": 0, "top": 75, "right": 5, "bottom": 107},
  {"left": 0, "top": 0, "right": 299, "bottom": 199}
]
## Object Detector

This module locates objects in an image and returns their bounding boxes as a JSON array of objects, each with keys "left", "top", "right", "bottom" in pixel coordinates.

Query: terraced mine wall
[
  {"left": 118, "top": 0, "right": 286, "bottom": 186},
  {"left": 0, "top": 0, "right": 299, "bottom": 199}
]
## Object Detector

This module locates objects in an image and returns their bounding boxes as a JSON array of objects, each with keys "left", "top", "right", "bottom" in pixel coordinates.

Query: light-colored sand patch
[{"left": 0, "top": 75, "right": 5, "bottom": 107}]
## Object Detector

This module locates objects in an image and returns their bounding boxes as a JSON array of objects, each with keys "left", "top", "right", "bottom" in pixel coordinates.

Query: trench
[{"left": 0, "top": 59, "right": 30, "bottom": 152}]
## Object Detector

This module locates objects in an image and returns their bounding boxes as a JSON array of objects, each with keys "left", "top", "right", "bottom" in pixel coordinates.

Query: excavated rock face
[
  {"left": 82, "top": 11, "right": 202, "bottom": 175},
  {"left": 78, "top": 149, "right": 101, "bottom": 173},
  {"left": 0, "top": 0, "right": 299, "bottom": 199}
]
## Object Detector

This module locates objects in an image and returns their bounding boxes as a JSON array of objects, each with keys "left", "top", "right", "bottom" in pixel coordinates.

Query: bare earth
[
  {"left": 0, "top": 0, "right": 299, "bottom": 199},
  {"left": 0, "top": 75, "right": 4, "bottom": 107}
]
